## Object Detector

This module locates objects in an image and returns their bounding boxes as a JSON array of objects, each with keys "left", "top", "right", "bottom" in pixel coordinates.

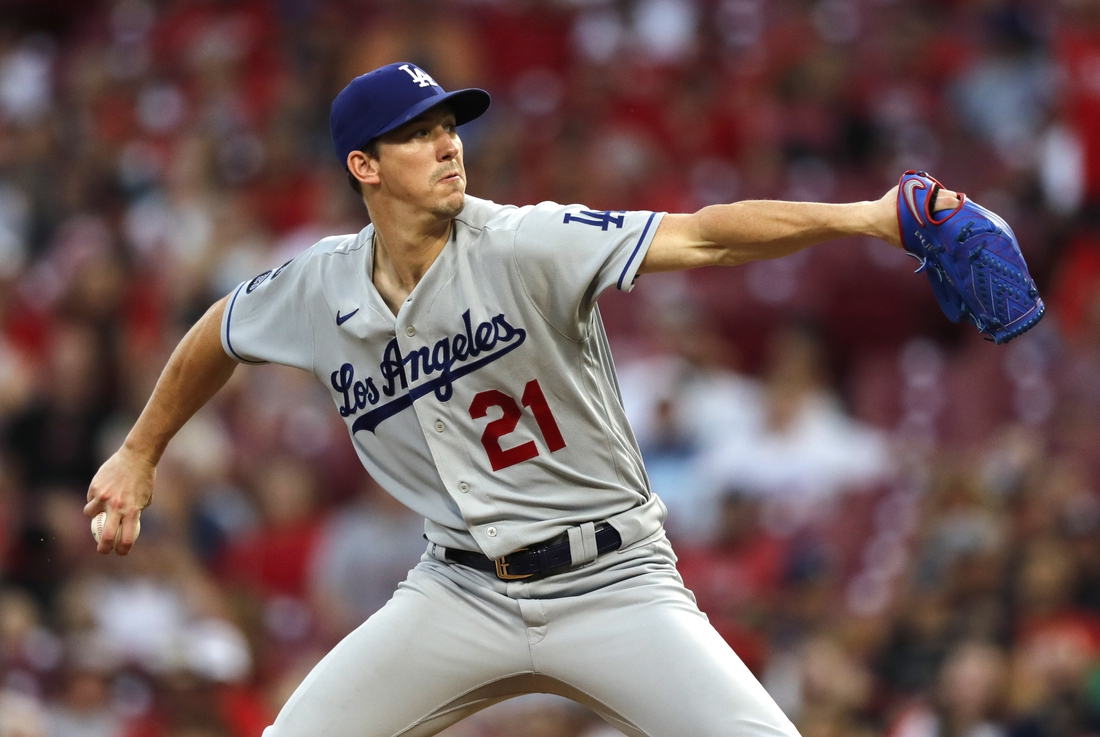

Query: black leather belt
[{"left": 445, "top": 524, "right": 622, "bottom": 580}]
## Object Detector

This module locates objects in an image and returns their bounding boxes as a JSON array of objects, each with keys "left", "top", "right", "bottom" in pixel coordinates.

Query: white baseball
[{"left": 91, "top": 512, "right": 140, "bottom": 549}]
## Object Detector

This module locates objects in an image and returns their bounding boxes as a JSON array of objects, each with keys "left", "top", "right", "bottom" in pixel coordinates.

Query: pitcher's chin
[{"left": 433, "top": 192, "right": 466, "bottom": 220}]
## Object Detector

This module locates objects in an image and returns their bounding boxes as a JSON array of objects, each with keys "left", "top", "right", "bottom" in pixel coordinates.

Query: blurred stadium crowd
[{"left": 1, "top": 0, "right": 1100, "bottom": 736}]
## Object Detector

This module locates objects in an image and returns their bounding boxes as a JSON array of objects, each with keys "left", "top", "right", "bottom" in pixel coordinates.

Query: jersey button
[
  {"left": 458, "top": 482, "right": 469, "bottom": 493},
  {"left": 434, "top": 420, "right": 445, "bottom": 432},
  {"left": 405, "top": 325, "right": 417, "bottom": 337},
  {"left": 486, "top": 527, "right": 497, "bottom": 537}
]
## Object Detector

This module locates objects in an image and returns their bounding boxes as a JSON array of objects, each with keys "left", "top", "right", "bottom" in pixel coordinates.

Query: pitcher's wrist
[{"left": 121, "top": 436, "right": 162, "bottom": 467}]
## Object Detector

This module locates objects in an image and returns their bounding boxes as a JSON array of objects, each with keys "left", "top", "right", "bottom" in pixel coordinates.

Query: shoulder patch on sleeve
[{"left": 246, "top": 269, "right": 273, "bottom": 293}]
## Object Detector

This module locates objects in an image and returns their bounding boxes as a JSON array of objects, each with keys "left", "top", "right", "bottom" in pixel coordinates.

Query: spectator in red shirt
[{"left": 217, "top": 458, "right": 321, "bottom": 601}]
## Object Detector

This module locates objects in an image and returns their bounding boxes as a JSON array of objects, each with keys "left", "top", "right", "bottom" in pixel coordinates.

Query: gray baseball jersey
[
  {"left": 226, "top": 196, "right": 804, "bottom": 737},
  {"left": 221, "top": 196, "right": 667, "bottom": 558}
]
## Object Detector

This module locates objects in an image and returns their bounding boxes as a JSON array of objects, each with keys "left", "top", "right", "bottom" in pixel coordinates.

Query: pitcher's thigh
[
  {"left": 537, "top": 575, "right": 799, "bottom": 737},
  {"left": 265, "top": 562, "right": 532, "bottom": 737}
]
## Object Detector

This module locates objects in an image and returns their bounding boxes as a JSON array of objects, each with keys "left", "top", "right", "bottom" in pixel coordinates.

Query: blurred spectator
[
  {"left": 217, "top": 457, "right": 322, "bottom": 601},
  {"left": 878, "top": 590, "right": 955, "bottom": 697},
  {"left": 1054, "top": 0, "right": 1100, "bottom": 208},
  {"left": 699, "top": 320, "right": 892, "bottom": 532},
  {"left": 676, "top": 491, "right": 790, "bottom": 674},
  {"left": 912, "top": 465, "right": 1007, "bottom": 600},
  {"left": 0, "top": 687, "right": 46, "bottom": 737},
  {"left": 618, "top": 300, "right": 761, "bottom": 540},
  {"left": 309, "top": 479, "right": 426, "bottom": 640},
  {"left": 44, "top": 666, "right": 122, "bottom": 737},
  {"left": 887, "top": 641, "right": 1008, "bottom": 737},
  {"left": 5, "top": 322, "right": 112, "bottom": 492},
  {"left": 951, "top": 8, "right": 1055, "bottom": 167}
]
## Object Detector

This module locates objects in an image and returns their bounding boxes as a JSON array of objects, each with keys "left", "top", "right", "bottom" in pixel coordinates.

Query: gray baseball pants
[{"left": 263, "top": 536, "right": 800, "bottom": 737}]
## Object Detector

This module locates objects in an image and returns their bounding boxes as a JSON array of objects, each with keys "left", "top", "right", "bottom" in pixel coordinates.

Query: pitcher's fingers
[
  {"left": 84, "top": 495, "right": 107, "bottom": 518},
  {"left": 85, "top": 477, "right": 105, "bottom": 509},
  {"left": 97, "top": 508, "right": 124, "bottom": 555},
  {"left": 114, "top": 513, "right": 139, "bottom": 556}
]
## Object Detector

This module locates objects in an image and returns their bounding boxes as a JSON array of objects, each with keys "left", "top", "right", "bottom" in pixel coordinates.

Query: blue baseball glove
[{"left": 896, "top": 170, "right": 1045, "bottom": 344}]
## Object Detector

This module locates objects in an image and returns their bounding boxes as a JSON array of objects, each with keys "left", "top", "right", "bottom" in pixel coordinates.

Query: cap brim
[{"left": 373, "top": 87, "right": 491, "bottom": 141}]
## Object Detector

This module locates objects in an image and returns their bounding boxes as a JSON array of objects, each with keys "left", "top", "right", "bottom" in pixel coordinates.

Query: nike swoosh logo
[
  {"left": 903, "top": 178, "right": 926, "bottom": 228},
  {"left": 336, "top": 309, "right": 359, "bottom": 325}
]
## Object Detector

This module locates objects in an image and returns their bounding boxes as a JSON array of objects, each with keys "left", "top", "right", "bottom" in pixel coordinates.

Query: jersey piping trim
[
  {"left": 616, "top": 212, "right": 656, "bottom": 290},
  {"left": 224, "top": 282, "right": 267, "bottom": 365}
]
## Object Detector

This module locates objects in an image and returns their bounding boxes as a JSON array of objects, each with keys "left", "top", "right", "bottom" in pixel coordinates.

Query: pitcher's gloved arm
[{"left": 639, "top": 187, "right": 962, "bottom": 273}]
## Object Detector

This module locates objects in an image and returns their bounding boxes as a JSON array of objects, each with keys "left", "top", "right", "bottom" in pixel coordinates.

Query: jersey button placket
[{"left": 405, "top": 325, "right": 416, "bottom": 337}]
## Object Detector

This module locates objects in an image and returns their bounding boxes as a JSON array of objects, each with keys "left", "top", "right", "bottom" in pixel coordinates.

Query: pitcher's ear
[{"left": 347, "top": 150, "right": 379, "bottom": 187}]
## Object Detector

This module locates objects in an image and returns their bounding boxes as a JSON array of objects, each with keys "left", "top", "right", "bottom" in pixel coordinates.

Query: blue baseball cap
[{"left": 330, "top": 62, "right": 491, "bottom": 168}]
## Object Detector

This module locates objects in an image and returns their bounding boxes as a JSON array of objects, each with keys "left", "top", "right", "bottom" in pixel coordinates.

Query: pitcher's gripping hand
[
  {"left": 85, "top": 445, "right": 154, "bottom": 555},
  {"left": 873, "top": 184, "right": 964, "bottom": 250}
]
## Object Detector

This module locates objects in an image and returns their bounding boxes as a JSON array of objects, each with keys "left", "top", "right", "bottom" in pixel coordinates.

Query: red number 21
[{"left": 469, "top": 379, "right": 566, "bottom": 471}]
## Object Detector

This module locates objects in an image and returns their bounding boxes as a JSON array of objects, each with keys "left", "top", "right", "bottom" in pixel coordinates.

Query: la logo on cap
[
  {"left": 400, "top": 64, "right": 439, "bottom": 88},
  {"left": 329, "top": 62, "right": 491, "bottom": 168}
]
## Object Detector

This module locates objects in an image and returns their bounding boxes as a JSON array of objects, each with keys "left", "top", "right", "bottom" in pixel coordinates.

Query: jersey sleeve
[
  {"left": 221, "top": 254, "right": 315, "bottom": 372},
  {"left": 512, "top": 202, "right": 664, "bottom": 338}
]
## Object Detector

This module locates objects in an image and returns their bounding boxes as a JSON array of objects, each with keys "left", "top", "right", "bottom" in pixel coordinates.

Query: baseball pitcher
[{"left": 86, "top": 63, "right": 987, "bottom": 737}]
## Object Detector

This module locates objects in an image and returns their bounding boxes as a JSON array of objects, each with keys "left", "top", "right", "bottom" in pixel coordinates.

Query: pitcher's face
[{"left": 373, "top": 106, "right": 466, "bottom": 219}]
